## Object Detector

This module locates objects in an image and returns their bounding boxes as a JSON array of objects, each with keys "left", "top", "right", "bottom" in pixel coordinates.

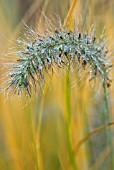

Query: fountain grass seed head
[{"left": 2, "top": 21, "right": 113, "bottom": 97}]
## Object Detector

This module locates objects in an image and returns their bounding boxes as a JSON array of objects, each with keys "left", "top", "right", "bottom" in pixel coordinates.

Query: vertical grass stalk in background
[
  {"left": 62, "top": 0, "right": 77, "bottom": 30},
  {"left": 65, "top": 66, "right": 77, "bottom": 170},
  {"left": 102, "top": 77, "right": 114, "bottom": 169},
  {"left": 35, "top": 77, "right": 49, "bottom": 170},
  {"left": 63, "top": 2, "right": 78, "bottom": 168}
]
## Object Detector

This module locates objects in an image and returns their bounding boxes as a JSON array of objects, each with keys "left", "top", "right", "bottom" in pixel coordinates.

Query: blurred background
[{"left": 0, "top": 0, "right": 114, "bottom": 170}]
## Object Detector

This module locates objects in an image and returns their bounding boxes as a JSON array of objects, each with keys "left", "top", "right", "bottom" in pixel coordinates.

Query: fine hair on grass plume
[{"left": 1, "top": 18, "right": 112, "bottom": 97}]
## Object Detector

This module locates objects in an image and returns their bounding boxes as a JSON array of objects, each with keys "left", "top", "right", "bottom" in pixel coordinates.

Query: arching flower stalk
[{"left": 2, "top": 24, "right": 112, "bottom": 97}]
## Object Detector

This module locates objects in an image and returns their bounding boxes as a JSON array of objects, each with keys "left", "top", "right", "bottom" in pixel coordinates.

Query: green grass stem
[
  {"left": 65, "top": 66, "right": 77, "bottom": 170},
  {"left": 103, "top": 78, "right": 114, "bottom": 169}
]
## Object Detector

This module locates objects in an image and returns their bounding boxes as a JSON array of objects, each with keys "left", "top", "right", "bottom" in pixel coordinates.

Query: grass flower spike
[{"left": 3, "top": 24, "right": 112, "bottom": 97}]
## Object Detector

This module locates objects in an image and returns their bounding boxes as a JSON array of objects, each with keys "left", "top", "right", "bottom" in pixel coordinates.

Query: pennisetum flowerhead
[{"left": 1, "top": 20, "right": 113, "bottom": 97}]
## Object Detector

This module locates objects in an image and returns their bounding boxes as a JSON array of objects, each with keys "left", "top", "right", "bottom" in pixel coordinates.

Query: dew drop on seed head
[{"left": 17, "top": 39, "right": 22, "bottom": 44}]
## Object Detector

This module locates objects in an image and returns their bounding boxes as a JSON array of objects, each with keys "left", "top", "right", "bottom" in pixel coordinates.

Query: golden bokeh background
[{"left": 0, "top": 0, "right": 114, "bottom": 170}]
